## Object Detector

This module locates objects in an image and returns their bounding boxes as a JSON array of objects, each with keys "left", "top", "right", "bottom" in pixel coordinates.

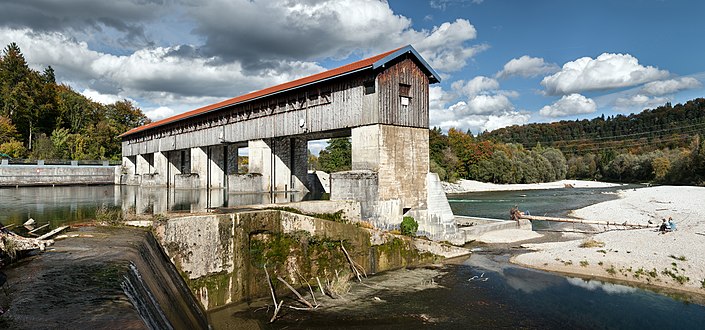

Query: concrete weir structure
[{"left": 120, "top": 45, "right": 463, "bottom": 244}]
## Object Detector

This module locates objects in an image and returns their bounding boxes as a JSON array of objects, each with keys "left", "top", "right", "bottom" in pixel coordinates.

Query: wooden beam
[
  {"left": 519, "top": 214, "right": 658, "bottom": 228},
  {"left": 38, "top": 226, "right": 69, "bottom": 240}
]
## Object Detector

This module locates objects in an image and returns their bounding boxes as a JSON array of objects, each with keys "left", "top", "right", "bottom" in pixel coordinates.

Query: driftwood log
[
  {"left": 511, "top": 207, "right": 658, "bottom": 228},
  {"left": 0, "top": 232, "right": 53, "bottom": 255}
]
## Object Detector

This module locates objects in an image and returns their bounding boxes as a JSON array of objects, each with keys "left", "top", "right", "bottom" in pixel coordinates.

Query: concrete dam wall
[
  {"left": 153, "top": 210, "right": 466, "bottom": 311},
  {"left": 0, "top": 163, "right": 119, "bottom": 186}
]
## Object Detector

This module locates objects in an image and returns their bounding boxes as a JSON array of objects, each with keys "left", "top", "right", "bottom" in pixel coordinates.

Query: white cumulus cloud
[
  {"left": 143, "top": 106, "right": 177, "bottom": 121},
  {"left": 641, "top": 77, "right": 701, "bottom": 96},
  {"left": 452, "top": 94, "right": 515, "bottom": 115},
  {"left": 80, "top": 88, "right": 130, "bottom": 105},
  {"left": 413, "top": 19, "right": 488, "bottom": 72},
  {"left": 539, "top": 93, "right": 597, "bottom": 118},
  {"left": 496, "top": 55, "right": 559, "bottom": 79},
  {"left": 614, "top": 94, "right": 669, "bottom": 110},
  {"left": 541, "top": 53, "right": 669, "bottom": 95},
  {"left": 451, "top": 76, "right": 499, "bottom": 97}
]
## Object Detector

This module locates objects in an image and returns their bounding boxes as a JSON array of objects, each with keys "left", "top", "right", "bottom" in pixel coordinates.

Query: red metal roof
[{"left": 120, "top": 45, "right": 433, "bottom": 138}]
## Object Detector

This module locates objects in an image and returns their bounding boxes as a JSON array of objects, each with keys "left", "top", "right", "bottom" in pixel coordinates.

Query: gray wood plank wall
[{"left": 123, "top": 60, "right": 432, "bottom": 157}]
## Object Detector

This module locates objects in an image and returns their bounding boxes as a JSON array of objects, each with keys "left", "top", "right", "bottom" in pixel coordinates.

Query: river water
[{"left": 2, "top": 184, "right": 705, "bottom": 329}]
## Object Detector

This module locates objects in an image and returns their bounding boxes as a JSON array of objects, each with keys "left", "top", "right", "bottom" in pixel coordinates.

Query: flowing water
[
  {"left": 447, "top": 184, "right": 641, "bottom": 220},
  {"left": 240, "top": 256, "right": 705, "bottom": 329},
  {"left": 2, "top": 184, "right": 705, "bottom": 329}
]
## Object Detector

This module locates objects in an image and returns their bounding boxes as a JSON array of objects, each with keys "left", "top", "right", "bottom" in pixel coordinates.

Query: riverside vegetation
[{"left": 0, "top": 43, "right": 149, "bottom": 161}]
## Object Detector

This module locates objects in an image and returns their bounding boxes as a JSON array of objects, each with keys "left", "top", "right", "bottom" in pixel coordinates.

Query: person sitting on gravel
[
  {"left": 668, "top": 217, "right": 676, "bottom": 231},
  {"left": 659, "top": 218, "right": 668, "bottom": 234}
]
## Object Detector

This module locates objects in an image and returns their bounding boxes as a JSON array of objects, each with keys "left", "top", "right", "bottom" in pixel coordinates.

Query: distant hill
[
  {"left": 431, "top": 98, "right": 705, "bottom": 185},
  {"left": 480, "top": 98, "right": 705, "bottom": 156}
]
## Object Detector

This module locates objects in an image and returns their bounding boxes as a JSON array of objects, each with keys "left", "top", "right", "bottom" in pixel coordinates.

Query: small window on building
[
  {"left": 399, "top": 83, "right": 411, "bottom": 107},
  {"left": 364, "top": 80, "right": 375, "bottom": 95},
  {"left": 399, "top": 83, "right": 411, "bottom": 97}
]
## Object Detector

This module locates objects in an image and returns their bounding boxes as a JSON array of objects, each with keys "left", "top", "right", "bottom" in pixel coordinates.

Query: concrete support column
[
  {"left": 338, "top": 124, "right": 429, "bottom": 229},
  {"left": 248, "top": 139, "right": 273, "bottom": 192},
  {"left": 121, "top": 156, "right": 138, "bottom": 185},
  {"left": 208, "top": 145, "right": 226, "bottom": 189},
  {"left": 122, "top": 156, "right": 136, "bottom": 175},
  {"left": 153, "top": 151, "right": 168, "bottom": 186},
  {"left": 136, "top": 153, "right": 151, "bottom": 175},
  {"left": 167, "top": 150, "right": 182, "bottom": 187},
  {"left": 272, "top": 138, "right": 308, "bottom": 192},
  {"left": 290, "top": 137, "right": 310, "bottom": 193},
  {"left": 272, "top": 138, "right": 291, "bottom": 192},
  {"left": 191, "top": 147, "right": 208, "bottom": 189}
]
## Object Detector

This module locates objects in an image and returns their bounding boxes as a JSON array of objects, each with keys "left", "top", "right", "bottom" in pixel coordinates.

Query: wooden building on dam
[{"left": 120, "top": 45, "right": 462, "bottom": 244}]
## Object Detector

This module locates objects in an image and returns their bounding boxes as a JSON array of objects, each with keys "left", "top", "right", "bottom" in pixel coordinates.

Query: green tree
[
  {"left": 0, "top": 115, "right": 18, "bottom": 143},
  {"left": 318, "top": 137, "right": 351, "bottom": 173}
]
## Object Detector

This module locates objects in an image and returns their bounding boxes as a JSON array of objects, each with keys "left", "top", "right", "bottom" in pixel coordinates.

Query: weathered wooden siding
[
  {"left": 123, "top": 60, "right": 430, "bottom": 156},
  {"left": 376, "top": 57, "right": 429, "bottom": 128}
]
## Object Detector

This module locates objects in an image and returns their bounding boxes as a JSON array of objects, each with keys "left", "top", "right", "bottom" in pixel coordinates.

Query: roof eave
[
  {"left": 120, "top": 65, "right": 374, "bottom": 138},
  {"left": 371, "top": 45, "right": 441, "bottom": 84}
]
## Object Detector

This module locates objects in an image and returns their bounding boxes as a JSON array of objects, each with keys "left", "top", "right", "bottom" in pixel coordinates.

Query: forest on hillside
[
  {"left": 0, "top": 43, "right": 149, "bottom": 161},
  {"left": 428, "top": 99, "right": 705, "bottom": 185}
]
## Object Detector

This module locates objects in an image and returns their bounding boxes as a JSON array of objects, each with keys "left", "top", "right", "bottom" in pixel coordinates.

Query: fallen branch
[
  {"left": 277, "top": 276, "right": 314, "bottom": 309},
  {"left": 340, "top": 241, "right": 364, "bottom": 282},
  {"left": 316, "top": 276, "right": 325, "bottom": 297},
  {"left": 38, "top": 226, "right": 69, "bottom": 240},
  {"left": 263, "top": 265, "right": 282, "bottom": 323},
  {"left": 294, "top": 267, "right": 317, "bottom": 307},
  {"left": 1, "top": 232, "right": 53, "bottom": 253},
  {"left": 28, "top": 223, "right": 50, "bottom": 235},
  {"left": 511, "top": 207, "right": 658, "bottom": 229},
  {"left": 0, "top": 224, "right": 17, "bottom": 230}
]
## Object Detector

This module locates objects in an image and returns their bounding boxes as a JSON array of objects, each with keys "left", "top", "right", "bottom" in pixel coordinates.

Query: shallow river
[{"left": 2, "top": 184, "right": 704, "bottom": 329}]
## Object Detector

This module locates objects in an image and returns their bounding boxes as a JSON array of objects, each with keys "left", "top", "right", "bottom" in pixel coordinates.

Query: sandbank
[
  {"left": 443, "top": 179, "right": 623, "bottom": 194},
  {"left": 512, "top": 185, "right": 705, "bottom": 298}
]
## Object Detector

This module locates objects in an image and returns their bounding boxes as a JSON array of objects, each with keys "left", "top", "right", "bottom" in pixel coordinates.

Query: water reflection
[
  {"left": 0, "top": 185, "right": 311, "bottom": 226},
  {"left": 566, "top": 277, "right": 638, "bottom": 295}
]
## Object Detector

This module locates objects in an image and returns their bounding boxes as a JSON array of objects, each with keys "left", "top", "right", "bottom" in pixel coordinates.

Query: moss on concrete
[{"left": 158, "top": 210, "right": 443, "bottom": 311}]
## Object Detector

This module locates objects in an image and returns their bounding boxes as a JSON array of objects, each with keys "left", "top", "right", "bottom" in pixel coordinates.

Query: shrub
[
  {"left": 400, "top": 216, "right": 418, "bottom": 237},
  {"left": 579, "top": 238, "right": 605, "bottom": 248},
  {"left": 95, "top": 203, "right": 124, "bottom": 225}
]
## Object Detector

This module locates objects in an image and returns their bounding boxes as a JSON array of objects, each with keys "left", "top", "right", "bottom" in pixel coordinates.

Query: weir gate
[{"left": 120, "top": 45, "right": 462, "bottom": 243}]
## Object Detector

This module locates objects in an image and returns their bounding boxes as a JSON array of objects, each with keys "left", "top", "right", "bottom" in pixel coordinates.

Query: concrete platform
[{"left": 456, "top": 216, "right": 532, "bottom": 243}]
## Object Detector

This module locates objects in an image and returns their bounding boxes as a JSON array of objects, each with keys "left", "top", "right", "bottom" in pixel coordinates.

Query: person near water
[{"left": 668, "top": 217, "right": 676, "bottom": 231}]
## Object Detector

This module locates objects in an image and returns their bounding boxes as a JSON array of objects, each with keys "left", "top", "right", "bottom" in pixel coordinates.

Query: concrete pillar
[
  {"left": 352, "top": 124, "right": 428, "bottom": 208},
  {"left": 121, "top": 156, "right": 137, "bottom": 185},
  {"left": 272, "top": 138, "right": 291, "bottom": 192},
  {"left": 191, "top": 147, "right": 208, "bottom": 189},
  {"left": 248, "top": 139, "right": 273, "bottom": 192},
  {"left": 336, "top": 124, "right": 429, "bottom": 229},
  {"left": 208, "top": 145, "right": 226, "bottom": 189},
  {"left": 136, "top": 154, "right": 151, "bottom": 175},
  {"left": 291, "top": 137, "right": 310, "bottom": 192},
  {"left": 167, "top": 150, "right": 182, "bottom": 187},
  {"left": 153, "top": 151, "right": 168, "bottom": 186},
  {"left": 248, "top": 138, "right": 309, "bottom": 193}
]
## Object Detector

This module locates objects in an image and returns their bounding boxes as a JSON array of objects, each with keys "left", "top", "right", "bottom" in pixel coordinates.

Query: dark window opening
[
  {"left": 364, "top": 81, "right": 375, "bottom": 94},
  {"left": 399, "top": 83, "right": 411, "bottom": 97}
]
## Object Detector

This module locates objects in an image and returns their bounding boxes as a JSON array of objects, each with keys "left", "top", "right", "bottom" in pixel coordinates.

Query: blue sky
[{"left": 1, "top": 0, "right": 703, "bottom": 138}]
